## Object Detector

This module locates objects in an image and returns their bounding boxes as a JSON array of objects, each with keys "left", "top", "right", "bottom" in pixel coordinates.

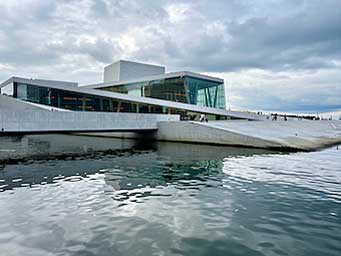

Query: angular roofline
[
  {"left": 0, "top": 77, "right": 14, "bottom": 88},
  {"left": 0, "top": 76, "right": 259, "bottom": 120},
  {"left": 0, "top": 76, "right": 78, "bottom": 89},
  {"left": 80, "top": 71, "right": 224, "bottom": 89},
  {"left": 106, "top": 59, "right": 166, "bottom": 70}
]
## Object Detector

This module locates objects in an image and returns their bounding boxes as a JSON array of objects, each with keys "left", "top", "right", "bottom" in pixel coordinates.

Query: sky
[{"left": 0, "top": 0, "right": 341, "bottom": 112}]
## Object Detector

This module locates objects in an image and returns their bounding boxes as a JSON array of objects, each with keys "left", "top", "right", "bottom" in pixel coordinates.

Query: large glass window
[
  {"left": 102, "top": 99, "right": 111, "bottom": 111},
  {"left": 84, "top": 97, "right": 101, "bottom": 111},
  {"left": 16, "top": 83, "right": 59, "bottom": 107},
  {"left": 11, "top": 80, "right": 226, "bottom": 120},
  {"left": 59, "top": 91, "right": 83, "bottom": 110},
  {"left": 100, "top": 76, "right": 226, "bottom": 109},
  {"left": 184, "top": 77, "right": 225, "bottom": 109},
  {"left": 119, "top": 101, "right": 136, "bottom": 112},
  {"left": 143, "top": 77, "right": 187, "bottom": 103},
  {"left": 14, "top": 83, "right": 103, "bottom": 111},
  {"left": 17, "top": 83, "right": 27, "bottom": 100}
]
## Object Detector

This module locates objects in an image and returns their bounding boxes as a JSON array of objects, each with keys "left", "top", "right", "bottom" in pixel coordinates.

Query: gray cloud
[
  {"left": 0, "top": 0, "right": 340, "bottom": 112},
  {"left": 165, "top": 1, "right": 341, "bottom": 72}
]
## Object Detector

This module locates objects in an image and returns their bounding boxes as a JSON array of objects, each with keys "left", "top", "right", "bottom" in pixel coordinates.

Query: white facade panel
[
  {"left": 119, "top": 60, "right": 165, "bottom": 81},
  {"left": 103, "top": 60, "right": 165, "bottom": 82},
  {"left": 0, "top": 83, "right": 14, "bottom": 96},
  {"left": 103, "top": 61, "right": 120, "bottom": 82}
]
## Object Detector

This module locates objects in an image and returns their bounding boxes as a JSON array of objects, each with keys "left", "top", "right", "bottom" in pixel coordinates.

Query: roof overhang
[
  {"left": 0, "top": 76, "right": 78, "bottom": 89},
  {"left": 81, "top": 71, "right": 224, "bottom": 89}
]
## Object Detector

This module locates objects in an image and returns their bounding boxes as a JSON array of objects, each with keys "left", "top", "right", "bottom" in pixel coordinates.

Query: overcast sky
[{"left": 1, "top": 0, "right": 341, "bottom": 112}]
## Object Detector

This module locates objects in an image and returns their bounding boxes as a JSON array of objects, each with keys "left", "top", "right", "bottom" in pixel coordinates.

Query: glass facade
[
  {"left": 101, "top": 76, "right": 226, "bottom": 109},
  {"left": 12, "top": 82, "right": 144, "bottom": 113},
  {"left": 184, "top": 77, "right": 225, "bottom": 109},
  {"left": 7, "top": 81, "right": 228, "bottom": 121}
]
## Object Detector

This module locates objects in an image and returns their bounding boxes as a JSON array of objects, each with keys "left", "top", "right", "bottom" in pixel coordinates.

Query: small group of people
[{"left": 272, "top": 113, "right": 287, "bottom": 121}]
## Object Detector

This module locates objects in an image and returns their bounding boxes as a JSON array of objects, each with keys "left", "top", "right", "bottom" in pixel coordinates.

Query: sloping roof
[
  {"left": 0, "top": 76, "right": 78, "bottom": 89},
  {"left": 0, "top": 76, "right": 260, "bottom": 120},
  {"left": 80, "top": 71, "right": 224, "bottom": 89}
]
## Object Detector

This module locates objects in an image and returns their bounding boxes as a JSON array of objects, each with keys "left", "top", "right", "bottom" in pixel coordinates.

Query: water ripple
[{"left": 0, "top": 139, "right": 340, "bottom": 255}]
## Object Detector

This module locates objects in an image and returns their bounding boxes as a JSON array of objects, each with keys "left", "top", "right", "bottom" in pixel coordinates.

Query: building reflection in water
[{"left": 0, "top": 134, "right": 276, "bottom": 193}]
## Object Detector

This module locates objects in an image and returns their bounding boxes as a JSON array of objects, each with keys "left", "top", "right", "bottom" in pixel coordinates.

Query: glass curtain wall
[
  {"left": 144, "top": 77, "right": 187, "bottom": 103},
  {"left": 14, "top": 83, "right": 113, "bottom": 111},
  {"left": 184, "top": 77, "right": 225, "bottom": 109},
  {"left": 12, "top": 83, "right": 169, "bottom": 114},
  {"left": 101, "top": 76, "right": 226, "bottom": 109},
  {"left": 12, "top": 81, "right": 227, "bottom": 120},
  {"left": 103, "top": 77, "right": 187, "bottom": 103}
]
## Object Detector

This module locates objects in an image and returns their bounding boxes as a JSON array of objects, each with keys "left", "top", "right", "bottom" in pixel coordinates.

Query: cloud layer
[{"left": 1, "top": 0, "right": 340, "bottom": 112}]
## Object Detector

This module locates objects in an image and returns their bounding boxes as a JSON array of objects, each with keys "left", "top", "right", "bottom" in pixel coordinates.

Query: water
[{"left": 0, "top": 135, "right": 340, "bottom": 256}]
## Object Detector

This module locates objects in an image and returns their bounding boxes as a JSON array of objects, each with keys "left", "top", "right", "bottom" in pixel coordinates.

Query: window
[
  {"left": 99, "top": 76, "right": 226, "bottom": 109},
  {"left": 185, "top": 77, "right": 225, "bottom": 109}
]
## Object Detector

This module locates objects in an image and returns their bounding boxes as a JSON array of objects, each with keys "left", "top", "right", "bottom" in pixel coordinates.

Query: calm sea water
[{"left": 0, "top": 135, "right": 340, "bottom": 256}]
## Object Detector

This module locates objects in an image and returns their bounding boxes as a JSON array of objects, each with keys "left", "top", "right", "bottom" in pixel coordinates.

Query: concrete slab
[
  {"left": 156, "top": 120, "right": 341, "bottom": 151},
  {"left": 0, "top": 110, "right": 179, "bottom": 133}
]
